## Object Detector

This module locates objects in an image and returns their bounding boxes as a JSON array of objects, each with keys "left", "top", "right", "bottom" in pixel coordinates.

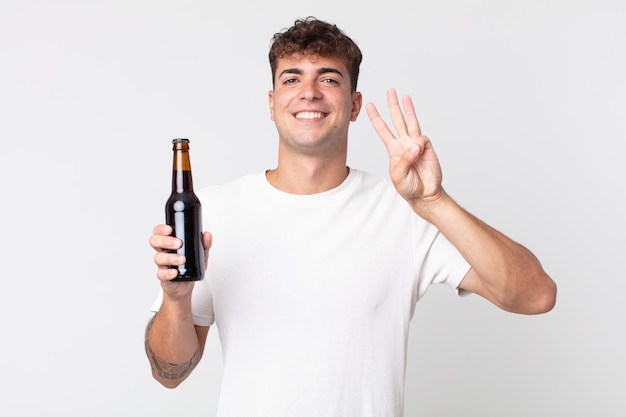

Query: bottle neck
[{"left": 171, "top": 147, "right": 194, "bottom": 193}]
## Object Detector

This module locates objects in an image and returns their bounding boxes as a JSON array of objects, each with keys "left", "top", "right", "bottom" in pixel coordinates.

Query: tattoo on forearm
[
  {"left": 145, "top": 317, "right": 201, "bottom": 380},
  {"left": 148, "top": 346, "right": 201, "bottom": 380}
]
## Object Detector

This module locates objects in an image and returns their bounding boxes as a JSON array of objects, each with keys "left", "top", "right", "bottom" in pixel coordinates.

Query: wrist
[
  {"left": 408, "top": 189, "right": 453, "bottom": 223},
  {"left": 411, "top": 190, "right": 463, "bottom": 231},
  {"left": 160, "top": 290, "right": 194, "bottom": 319}
]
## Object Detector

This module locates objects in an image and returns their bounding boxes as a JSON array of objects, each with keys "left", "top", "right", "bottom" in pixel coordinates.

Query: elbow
[
  {"left": 160, "top": 380, "right": 183, "bottom": 390},
  {"left": 152, "top": 371, "right": 184, "bottom": 389},
  {"left": 497, "top": 273, "right": 557, "bottom": 315},
  {"left": 518, "top": 275, "right": 558, "bottom": 315},
  {"left": 534, "top": 278, "right": 557, "bottom": 314}
]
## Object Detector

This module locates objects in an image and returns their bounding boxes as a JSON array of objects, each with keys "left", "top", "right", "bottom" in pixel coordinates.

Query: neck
[{"left": 266, "top": 154, "right": 349, "bottom": 195}]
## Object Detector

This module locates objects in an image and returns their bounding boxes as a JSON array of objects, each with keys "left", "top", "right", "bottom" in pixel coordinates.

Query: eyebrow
[{"left": 279, "top": 67, "right": 345, "bottom": 78}]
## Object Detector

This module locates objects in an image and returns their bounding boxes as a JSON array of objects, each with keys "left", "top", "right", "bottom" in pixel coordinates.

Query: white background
[{"left": 1, "top": 0, "right": 624, "bottom": 416}]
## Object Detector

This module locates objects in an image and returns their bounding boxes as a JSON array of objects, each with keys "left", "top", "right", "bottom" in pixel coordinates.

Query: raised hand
[{"left": 366, "top": 88, "right": 443, "bottom": 206}]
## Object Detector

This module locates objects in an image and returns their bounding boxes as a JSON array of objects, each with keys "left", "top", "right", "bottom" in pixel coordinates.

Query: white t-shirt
[{"left": 151, "top": 169, "right": 470, "bottom": 417}]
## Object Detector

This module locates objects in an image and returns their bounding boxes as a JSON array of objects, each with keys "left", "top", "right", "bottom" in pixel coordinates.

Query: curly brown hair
[{"left": 269, "top": 17, "right": 363, "bottom": 92}]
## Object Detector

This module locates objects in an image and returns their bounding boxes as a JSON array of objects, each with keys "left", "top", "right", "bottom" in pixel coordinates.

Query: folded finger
[
  {"left": 154, "top": 251, "right": 185, "bottom": 268},
  {"left": 157, "top": 267, "right": 180, "bottom": 282},
  {"left": 149, "top": 234, "right": 182, "bottom": 251}
]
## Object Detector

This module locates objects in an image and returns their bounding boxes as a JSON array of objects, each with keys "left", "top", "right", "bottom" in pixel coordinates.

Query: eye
[
  {"left": 321, "top": 78, "right": 339, "bottom": 84},
  {"left": 283, "top": 78, "right": 298, "bottom": 85}
]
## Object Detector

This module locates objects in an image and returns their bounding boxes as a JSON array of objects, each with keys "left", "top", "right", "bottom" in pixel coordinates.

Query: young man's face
[{"left": 269, "top": 53, "right": 362, "bottom": 157}]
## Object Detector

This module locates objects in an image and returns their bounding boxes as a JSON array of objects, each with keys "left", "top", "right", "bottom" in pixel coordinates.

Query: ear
[
  {"left": 268, "top": 90, "right": 275, "bottom": 121},
  {"left": 350, "top": 91, "right": 363, "bottom": 122}
]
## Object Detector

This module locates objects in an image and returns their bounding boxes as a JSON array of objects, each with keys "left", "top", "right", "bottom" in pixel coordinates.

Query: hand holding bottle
[{"left": 149, "top": 224, "right": 212, "bottom": 298}]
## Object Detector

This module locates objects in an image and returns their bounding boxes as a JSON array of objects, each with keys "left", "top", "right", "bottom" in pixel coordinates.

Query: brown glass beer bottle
[{"left": 165, "top": 138, "right": 205, "bottom": 281}]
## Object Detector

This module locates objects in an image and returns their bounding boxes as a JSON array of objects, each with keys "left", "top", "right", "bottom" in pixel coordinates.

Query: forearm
[
  {"left": 145, "top": 297, "right": 201, "bottom": 388},
  {"left": 413, "top": 191, "right": 556, "bottom": 313}
]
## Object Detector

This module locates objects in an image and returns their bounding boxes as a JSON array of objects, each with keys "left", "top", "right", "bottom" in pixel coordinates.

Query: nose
[{"left": 300, "top": 79, "right": 321, "bottom": 101}]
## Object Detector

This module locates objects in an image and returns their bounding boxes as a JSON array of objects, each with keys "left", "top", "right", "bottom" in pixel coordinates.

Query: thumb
[
  {"left": 202, "top": 232, "right": 213, "bottom": 264},
  {"left": 392, "top": 143, "right": 421, "bottom": 171},
  {"left": 389, "top": 144, "right": 421, "bottom": 189}
]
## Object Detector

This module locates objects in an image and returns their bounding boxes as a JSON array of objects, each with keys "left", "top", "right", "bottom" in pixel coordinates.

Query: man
[{"left": 146, "top": 17, "right": 556, "bottom": 417}]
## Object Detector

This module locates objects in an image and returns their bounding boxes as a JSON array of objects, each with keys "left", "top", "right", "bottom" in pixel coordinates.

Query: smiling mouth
[{"left": 295, "top": 111, "right": 325, "bottom": 119}]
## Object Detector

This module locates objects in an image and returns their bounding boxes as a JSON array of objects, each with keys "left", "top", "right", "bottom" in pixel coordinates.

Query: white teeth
[{"left": 296, "top": 112, "right": 323, "bottom": 119}]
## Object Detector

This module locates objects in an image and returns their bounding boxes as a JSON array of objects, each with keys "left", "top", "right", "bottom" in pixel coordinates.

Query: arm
[
  {"left": 366, "top": 89, "right": 556, "bottom": 315},
  {"left": 415, "top": 192, "right": 555, "bottom": 314},
  {"left": 145, "top": 316, "right": 209, "bottom": 388},
  {"left": 145, "top": 224, "right": 213, "bottom": 388}
]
